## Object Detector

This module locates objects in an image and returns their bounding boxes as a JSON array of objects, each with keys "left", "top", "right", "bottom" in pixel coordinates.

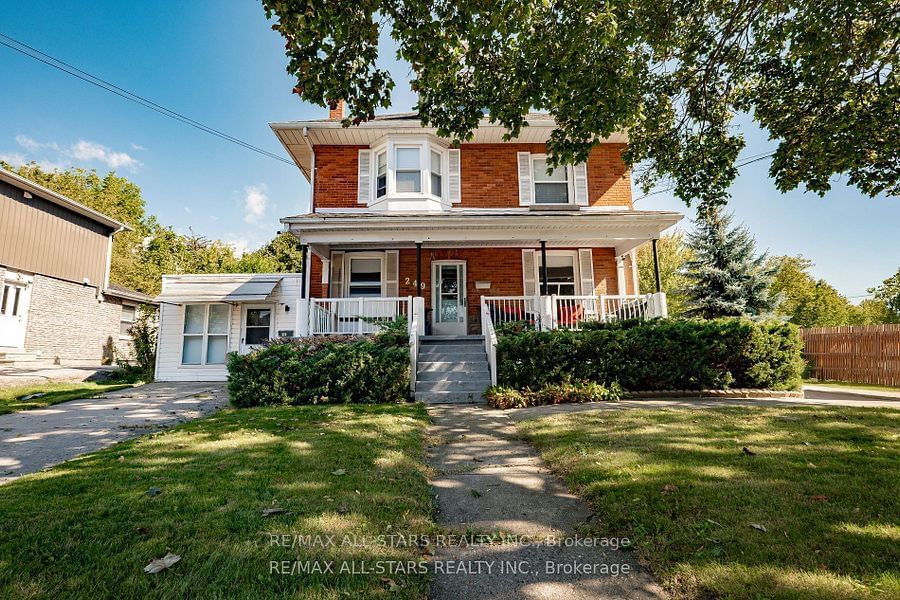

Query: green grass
[
  {"left": 805, "top": 380, "right": 900, "bottom": 393},
  {"left": 518, "top": 406, "right": 900, "bottom": 599},
  {"left": 0, "top": 382, "right": 133, "bottom": 415},
  {"left": 0, "top": 404, "right": 434, "bottom": 599}
]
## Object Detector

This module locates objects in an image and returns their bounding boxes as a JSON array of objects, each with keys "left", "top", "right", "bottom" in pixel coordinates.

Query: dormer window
[
  {"left": 357, "top": 137, "right": 461, "bottom": 209},
  {"left": 395, "top": 147, "right": 422, "bottom": 193}
]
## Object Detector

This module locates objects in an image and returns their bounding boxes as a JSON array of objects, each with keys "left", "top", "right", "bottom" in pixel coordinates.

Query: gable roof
[
  {"left": 0, "top": 166, "right": 129, "bottom": 232},
  {"left": 104, "top": 282, "right": 157, "bottom": 304}
]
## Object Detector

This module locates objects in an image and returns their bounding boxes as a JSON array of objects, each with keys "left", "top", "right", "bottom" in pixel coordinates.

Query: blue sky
[{"left": 1, "top": 1, "right": 896, "bottom": 299}]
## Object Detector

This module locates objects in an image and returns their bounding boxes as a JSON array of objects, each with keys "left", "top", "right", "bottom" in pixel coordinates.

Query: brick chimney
[{"left": 328, "top": 100, "right": 345, "bottom": 120}]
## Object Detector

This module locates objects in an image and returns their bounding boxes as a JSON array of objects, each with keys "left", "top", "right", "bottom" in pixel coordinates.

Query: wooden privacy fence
[{"left": 801, "top": 325, "right": 900, "bottom": 386}]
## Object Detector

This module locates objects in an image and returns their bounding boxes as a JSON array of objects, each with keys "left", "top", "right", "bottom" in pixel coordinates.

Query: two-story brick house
[
  {"left": 271, "top": 107, "right": 681, "bottom": 334},
  {"left": 154, "top": 107, "right": 681, "bottom": 397}
]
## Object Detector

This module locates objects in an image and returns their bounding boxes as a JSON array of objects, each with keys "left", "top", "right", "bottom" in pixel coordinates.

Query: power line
[
  {"left": 0, "top": 32, "right": 295, "bottom": 166},
  {"left": 634, "top": 149, "right": 777, "bottom": 201}
]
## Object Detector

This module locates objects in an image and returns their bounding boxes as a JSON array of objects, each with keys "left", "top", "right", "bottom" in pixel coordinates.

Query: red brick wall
[
  {"left": 312, "top": 143, "right": 632, "bottom": 210},
  {"left": 312, "top": 145, "right": 366, "bottom": 210}
]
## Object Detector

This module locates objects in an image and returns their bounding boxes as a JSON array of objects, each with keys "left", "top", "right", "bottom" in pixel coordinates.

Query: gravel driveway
[{"left": 0, "top": 382, "right": 228, "bottom": 484}]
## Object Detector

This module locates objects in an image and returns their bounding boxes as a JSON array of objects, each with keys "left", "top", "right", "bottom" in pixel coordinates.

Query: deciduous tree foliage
[
  {"left": 263, "top": 0, "right": 899, "bottom": 210},
  {"left": 870, "top": 267, "right": 900, "bottom": 318},
  {"left": 636, "top": 231, "right": 694, "bottom": 316}
]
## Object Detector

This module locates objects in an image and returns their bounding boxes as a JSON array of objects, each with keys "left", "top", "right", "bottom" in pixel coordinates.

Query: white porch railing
[
  {"left": 308, "top": 297, "right": 412, "bottom": 335},
  {"left": 481, "top": 293, "right": 668, "bottom": 332},
  {"left": 480, "top": 300, "right": 499, "bottom": 386}
]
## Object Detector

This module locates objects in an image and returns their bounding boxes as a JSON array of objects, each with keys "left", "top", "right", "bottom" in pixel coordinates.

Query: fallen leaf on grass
[
  {"left": 706, "top": 519, "right": 722, "bottom": 526},
  {"left": 662, "top": 484, "right": 678, "bottom": 493},
  {"left": 810, "top": 495, "right": 829, "bottom": 503},
  {"left": 331, "top": 469, "right": 346, "bottom": 476},
  {"left": 262, "top": 507, "right": 289, "bottom": 517},
  {"left": 144, "top": 553, "right": 180, "bottom": 574},
  {"left": 749, "top": 523, "right": 768, "bottom": 532},
  {"left": 338, "top": 505, "right": 349, "bottom": 515},
  {"left": 381, "top": 577, "right": 401, "bottom": 592},
  {"left": 147, "top": 487, "right": 162, "bottom": 497},
  {"left": 742, "top": 447, "right": 756, "bottom": 456},
  {"left": 117, "top": 456, "right": 125, "bottom": 462}
]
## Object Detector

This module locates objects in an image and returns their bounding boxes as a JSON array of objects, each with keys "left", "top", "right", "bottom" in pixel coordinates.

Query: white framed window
[
  {"left": 395, "top": 146, "right": 422, "bottom": 193},
  {"left": 376, "top": 151, "right": 387, "bottom": 198},
  {"left": 119, "top": 304, "right": 137, "bottom": 337},
  {"left": 347, "top": 256, "right": 384, "bottom": 297},
  {"left": 532, "top": 156, "right": 571, "bottom": 204},
  {"left": 538, "top": 252, "right": 578, "bottom": 295},
  {"left": 430, "top": 150, "right": 442, "bottom": 197},
  {"left": 182, "top": 303, "right": 230, "bottom": 365},
  {"left": 1, "top": 284, "right": 24, "bottom": 316}
]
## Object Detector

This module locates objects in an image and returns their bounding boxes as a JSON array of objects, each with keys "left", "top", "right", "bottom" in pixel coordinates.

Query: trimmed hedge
[
  {"left": 486, "top": 382, "right": 622, "bottom": 409},
  {"left": 497, "top": 318, "right": 804, "bottom": 392},
  {"left": 227, "top": 326, "right": 410, "bottom": 407}
]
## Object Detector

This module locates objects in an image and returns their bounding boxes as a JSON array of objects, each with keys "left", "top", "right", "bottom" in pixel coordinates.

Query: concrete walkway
[
  {"left": 0, "top": 365, "right": 117, "bottom": 389},
  {"left": 0, "top": 382, "right": 228, "bottom": 484},
  {"left": 426, "top": 405, "right": 663, "bottom": 600}
]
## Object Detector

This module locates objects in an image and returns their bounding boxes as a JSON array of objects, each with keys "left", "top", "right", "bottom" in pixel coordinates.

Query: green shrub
[
  {"left": 227, "top": 324, "right": 410, "bottom": 407},
  {"left": 496, "top": 318, "right": 804, "bottom": 392},
  {"left": 486, "top": 381, "right": 622, "bottom": 409}
]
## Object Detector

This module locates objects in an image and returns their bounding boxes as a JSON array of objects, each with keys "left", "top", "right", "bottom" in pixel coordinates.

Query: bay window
[
  {"left": 182, "top": 304, "right": 229, "bottom": 365},
  {"left": 395, "top": 147, "right": 422, "bottom": 193},
  {"left": 376, "top": 151, "right": 387, "bottom": 198}
]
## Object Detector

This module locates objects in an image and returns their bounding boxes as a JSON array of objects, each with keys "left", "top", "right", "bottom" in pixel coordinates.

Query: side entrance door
[
  {"left": 240, "top": 304, "right": 274, "bottom": 354},
  {"left": 432, "top": 261, "right": 467, "bottom": 335},
  {"left": 0, "top": 273, "right": 32, "bottom": 349}
]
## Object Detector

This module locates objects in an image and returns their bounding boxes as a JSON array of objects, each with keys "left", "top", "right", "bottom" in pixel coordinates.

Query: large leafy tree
[
  {"left": 869, "top": 267, "right": 900, "bottom": 318},
  {"left": 263, "top": 0, "right": 899, "bottom": 210},
  {"left": 681, "top": 210, "right": 779, "bottom": 317}
]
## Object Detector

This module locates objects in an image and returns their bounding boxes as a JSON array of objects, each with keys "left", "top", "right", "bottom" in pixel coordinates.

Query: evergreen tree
[{"left": 681, "top": 210, "right": 780, "bottom": 318}]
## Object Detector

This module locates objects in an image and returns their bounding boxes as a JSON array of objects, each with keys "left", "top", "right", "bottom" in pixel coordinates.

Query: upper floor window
[
  {"left": 395, "top": 147, "right": 422, "bottom": 193},
  {"left": 358, "top": 137, "right": 460, "bottom": 208},
  {"left": 431, "top": 150, "right": 442, "bottom": 197},
  {"left": 532, "top": 157, "right": 570, "bottom": 204},
  {"left": 376, "top": 151, "right": 387, "bottom": 198}
]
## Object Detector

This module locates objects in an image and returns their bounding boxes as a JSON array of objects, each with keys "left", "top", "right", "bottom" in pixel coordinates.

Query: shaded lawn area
[
  {"left": 0, "top": 382, "right": 132, "bottom": 415},
  {"left": 518, "top": 406, "right": 900, "bottom": 599},
  {"left": 0, "top": 404, "right": 433, "bottom": 599}
]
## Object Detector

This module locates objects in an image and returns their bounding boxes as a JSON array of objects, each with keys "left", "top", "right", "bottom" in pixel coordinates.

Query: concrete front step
[
  {"left": 416, "top": 379, "right": 491, "bottom": 393},
  {"left": 419, "top": 343, "right": 486, "bottom": 354},
  {"left": 0, "top": 351, "right": 42, "bottom": 366},
  {"left": 415, "top": 390, "right": 487, "bottom": 404},
  {"left": 418, "top": 352, "right": 487, "bottom": 363},
  {"left": 416, "top": 368, "right": 489, "bottom": 381},
  {"left": 420, "top": 335, "right": 485, "bottom": 344}
]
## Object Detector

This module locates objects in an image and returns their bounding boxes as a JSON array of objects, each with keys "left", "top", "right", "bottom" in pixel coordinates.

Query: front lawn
[
  {"left": 0, "top": 404, "right": 433, "bottom": 599},
  {"left": 0, "top": 382, "right": 132, "bottom": 415},
  {"left": 518, "top": 406, "right": 900, "bottom": 599}
]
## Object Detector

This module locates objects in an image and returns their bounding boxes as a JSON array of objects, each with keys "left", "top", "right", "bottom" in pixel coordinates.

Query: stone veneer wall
[{"left": 23, "top": 274, "right": 134, "bottom": 366}]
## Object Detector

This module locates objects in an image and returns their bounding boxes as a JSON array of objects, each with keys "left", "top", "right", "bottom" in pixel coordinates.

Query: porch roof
[
  {"left": 281, "top": 209, "right": 682, "bottom": 257},
  {"left": 155, "top": 274, "right": 283, "bottom": 304}
]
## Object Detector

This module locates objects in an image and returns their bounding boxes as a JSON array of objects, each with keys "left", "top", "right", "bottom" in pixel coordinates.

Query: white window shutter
[
  {"left": 517, "top": 152, "right": 533, "bottom": 206},
  {"left": 522, "top": 249, "right": 537, "bottom": 296},
  {"left": 578, "top": 249, "right": 595, "bottom": 296},
  {"left": 573, "top": 163, "right": 588, "bottom": 206},
  {"left": 321, "top": 259, "right": 330, "bottom": 284},
  {"left": 448, "top": 149, "right": 461, "bottom": 203},
  {"left": 330, "top": 252, "right": 344, "bottom": 297},
  {"left": 384, "top": 251, "right": 399, "bottom": 297},
  {"left": 357, "top": 150, "right": 371, "bottom": 205}
]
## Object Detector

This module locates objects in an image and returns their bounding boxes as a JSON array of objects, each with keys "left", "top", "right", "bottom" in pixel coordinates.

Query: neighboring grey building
[{"left": 0, "top": 166, "right": 155, "bottom": 366}]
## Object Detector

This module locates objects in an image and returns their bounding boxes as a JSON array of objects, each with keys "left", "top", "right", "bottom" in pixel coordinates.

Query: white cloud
[
  {"left": 184, "top": 206, "right": 193, "bottom": 214},
  {"left": 70, "top": 140, "right": 141, "bottom": 170},
  {"left": 0, "top": 152, "right": 27, "bottom": 167},
  {"left": 3, "top": 134, "right": 143, "bottom": 172},
  {"left": 130, "top": 143, "right": 147, "bottom": 151},
  {"left": 242, "top": 184, "right": 269, "bottom": 223}
]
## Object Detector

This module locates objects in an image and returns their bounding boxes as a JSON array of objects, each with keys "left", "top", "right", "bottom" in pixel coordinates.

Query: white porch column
[
  {"left": 296, "top": 298, "right": 311, "bottom": 336},
  {"left": 648, "top": 292, "right": 668, "bottom": 318},
  {"left": 539, "top": 295, "right": 554, "bottom": 330},
  {"left": 412, "top": 296, "right": 425, "bottom": 336},
  {"left": 616, "top": 255, "right": 627, "bottom": 295}
]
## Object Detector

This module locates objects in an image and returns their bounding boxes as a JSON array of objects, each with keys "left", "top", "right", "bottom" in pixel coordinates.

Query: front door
[
  {"left": 241, "top": 304, "right": 273, "bottom": 353},
  {"left": 432, "top": 261, "right": 467, "bottom": 335},
  {"left": 0, "top": 274, "right": 32, "bottom": 348}
]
